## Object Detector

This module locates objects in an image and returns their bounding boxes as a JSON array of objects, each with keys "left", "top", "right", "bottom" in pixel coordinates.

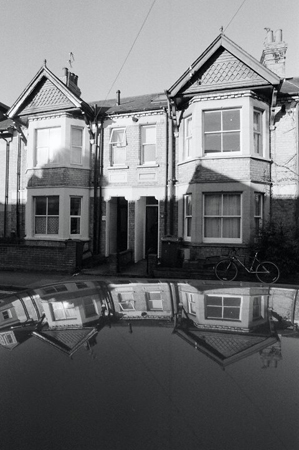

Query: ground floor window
[
  {"left": 254, "top": 193, "right": 264, "bottom": 236},
  {"left": 205, "top": 295, "right": 241, "bottom": 320},
  {"left": 51, "top": 301, "right": 76, "bottom": 320},
  {"left": 203, "top": 193, "right": 241, "bottom": 242},
  {"left": 35, "top": 196, "right": 59, "bottom": 235}
]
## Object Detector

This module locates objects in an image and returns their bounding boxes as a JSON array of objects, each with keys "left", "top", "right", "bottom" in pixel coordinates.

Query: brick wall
[
  {"left": 27, "top": 167, "right": 90, "bottom": 187},
  {"left": 0, "top": 239, "right": 81, "bottom": 273}
]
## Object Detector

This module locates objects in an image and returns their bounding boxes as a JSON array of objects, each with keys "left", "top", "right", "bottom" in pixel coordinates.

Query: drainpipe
[
  {"left": 164, "top": 107, "right": 169, "bottom": 236},
  {"left": 165, "top": 91, "right": 175, "bottom": 236},
  {"left": 93, "top": 121, "right": 99, "bottom": 254},
  {"left": 4, "top": 138, "right": 11, "bottom": 237},
  {"left": 97, "top": 118, "right": 104, "bottom": 254},
  {"left": 16, "top": 135, "right": 21, "bottom": 238},
  {"left": 296, "top": 101, "right": 299, "bottom": 230}
]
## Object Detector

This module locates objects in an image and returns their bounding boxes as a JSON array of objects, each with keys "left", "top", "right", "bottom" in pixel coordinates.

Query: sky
[{"left": 0, "top": 0, "right": 298, "bottom": 107}]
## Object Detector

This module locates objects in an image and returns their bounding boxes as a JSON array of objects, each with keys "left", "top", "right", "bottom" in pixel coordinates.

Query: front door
[{"left": 146, "top": 200, "right": 158, "bottom": 254}]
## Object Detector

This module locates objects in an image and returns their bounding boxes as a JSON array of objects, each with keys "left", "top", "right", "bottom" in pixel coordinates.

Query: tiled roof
[
  {"left": 280, "top": 77, "right": 299, "bottom": 95},
  {"left": 89, "top": 92, "right": 167, "bottom": 115}
]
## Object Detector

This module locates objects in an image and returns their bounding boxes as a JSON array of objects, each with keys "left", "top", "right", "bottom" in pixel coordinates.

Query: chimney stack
[
  {"left": 260, "top": 29, "right": 288, "bottom": 77},
  {"left": 116, "top": 90, "right": 121, "bottom": 106},
  {"left": 61, "top": 67, "right": 81, "bottom": 97}
]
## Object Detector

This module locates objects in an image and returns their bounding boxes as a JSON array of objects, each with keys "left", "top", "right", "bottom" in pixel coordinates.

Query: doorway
[{"left": 145, "top": 197, "right": 158, "bottom": 255}]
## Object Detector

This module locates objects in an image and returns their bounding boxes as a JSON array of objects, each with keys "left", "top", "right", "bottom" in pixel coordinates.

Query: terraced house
[{"left": 0, "top": 29, "right": 298, "bottom": 272}]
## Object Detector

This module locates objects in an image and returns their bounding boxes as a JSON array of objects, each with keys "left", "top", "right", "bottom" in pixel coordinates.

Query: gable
[
  {"left": 184, "top": 48, "right": 269, "bottom": 95},
  {"left": 19, "top": 78, "right": 75, "bottom": 116}
]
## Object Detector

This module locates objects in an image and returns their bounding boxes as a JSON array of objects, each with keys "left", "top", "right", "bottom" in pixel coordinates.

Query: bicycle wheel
[
  {"left": 256, "top": 261, "right": 280, "bottom": 284},
  {"left": 215, "top": 259, "right": 238, "bottom": 281}
]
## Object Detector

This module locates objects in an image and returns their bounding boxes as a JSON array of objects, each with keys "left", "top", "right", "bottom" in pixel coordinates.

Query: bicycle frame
[{"left": 229, "top": 251, "right": 262, "bottom": 274}]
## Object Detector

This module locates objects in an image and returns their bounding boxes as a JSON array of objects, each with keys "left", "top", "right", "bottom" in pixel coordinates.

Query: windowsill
[
  {"left": 137, "top": 163, "right": 159, "bottom": 168},
  {"left": 108, "top": 165, "right": 129, "bottom": 170},
  {"left": 178, "top": 154, "right": 271, "bottom": 165}
]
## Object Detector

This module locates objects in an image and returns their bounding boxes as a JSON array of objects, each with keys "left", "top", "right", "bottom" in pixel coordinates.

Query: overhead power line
[{"left": 224, "top": 0, "right": 248, "bottom": 32}]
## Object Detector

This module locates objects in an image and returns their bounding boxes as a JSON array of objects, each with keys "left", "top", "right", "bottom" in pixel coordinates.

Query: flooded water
[{"left": 0, "top": 280, "right": 298, "bottom": 450}]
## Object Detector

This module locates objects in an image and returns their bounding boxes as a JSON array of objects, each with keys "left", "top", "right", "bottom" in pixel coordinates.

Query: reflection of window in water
[
  {"left": 205, "top": 295, "right": 241, "bottom": 320},
  {"left": 84, "top": 298, "right": 98, "bottom": 318},
  {"left": 0, "top": 332, "right": 16, "bottom": 345},
  {"left": 184, "top": 292, "right": 197, "bottom": 315},
  {"left": 2, "top": 310, "right": 12, "bottom": 320},
  {"left": 253, "top": 296, "right": 262, "bottom": 320},
  {"left": 146, "top": 292, "right": 163, "bottom": 310},
  {"left": 51, "top": 302, "right": 76, "bottom": 320},
  {"left": 118, "top": 292, "right": 135, "bottom": 311}
]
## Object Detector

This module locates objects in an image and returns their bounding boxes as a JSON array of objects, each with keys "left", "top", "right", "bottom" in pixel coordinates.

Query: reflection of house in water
[
  {"left": 109, "top": 281, "right": 174, "bottom": 323},
  {"left": 174, "top": 285, "right": 281, "bottom": 369}
]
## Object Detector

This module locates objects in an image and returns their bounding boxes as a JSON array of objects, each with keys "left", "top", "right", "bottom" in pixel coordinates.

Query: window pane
[
  {"left": 70, "top": 217, "right": 80, "bottom": 234},
  {"left": 206, "top": 296, "right": 222, "bottom": 306},
  {"left": 223, "top": 218, "right": 240, "bottom": 238},
  {"left": 205, "top": 195, "right": 221, "bottom": 215},
  {"left": 223, "top": 110, "right": 240, "bottom": 130},
  {"left": 223, "top": 133, "right": 240, "bottom": 152},
  {"left": 143, "top": 144, "right": 156, "bottom": 162},
  {"left": 185, "top": 195, "right": 192, "bottom": 215},
  {"left": 224, "top": 297, "right": 241, "bottom": 306},
  {"left": 206, "top": 306, "right": 222, "bottom": 318},
  {"left": 72, "top": 128, "right": 83, "bottom": 146},
  {"left": 142, "top": 126, "right": 156, "bottom": 143},
  {"left": 223, "top": 195, "right": 240, "bottom": 215},
  {"left": 223, "top": 307, "right": 240, "bottom": 320},
  {"left": 204, "top": 111, "right": 221, "bottom": 132},
  {"left": 110, "top": 129, "right": 126, "bottom": 146},
  {"left": 112, "top": 146, "right": 126, "bottom": 165},
  {"left": 47, "top": 217, "right": 59, "bottom": 234},
  {"left": 204, "top": 218, "right": 221, "bottom": 237},
  {"left": 48, "top": 196, "right": 59, "bottom": 215},
  {"left": 205, "top": 133, "right": 221, "bottom": 152},
  {"left": 35, "top": 217, "right": 46, "bottom": 234},
  {"left": 253, "top": 111, "right": 261, "bottom": 132},
  {"left": 70, "top": 198, "right": 81, "bottom": 215},
  {"left": 36, "top": 197, "right": 47, "bottom": 215},
  {"left": 36, "top": 129, "right": 48, "bottom": 147}
]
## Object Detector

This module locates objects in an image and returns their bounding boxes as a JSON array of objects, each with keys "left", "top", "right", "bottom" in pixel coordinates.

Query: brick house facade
[{"left": 0, "top": 30, "right": 298, "bottom": 272}]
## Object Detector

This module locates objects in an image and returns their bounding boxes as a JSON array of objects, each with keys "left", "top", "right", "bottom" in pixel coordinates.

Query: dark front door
[{"left": 146, "top": 203, "right": 158, "bottom": 254}]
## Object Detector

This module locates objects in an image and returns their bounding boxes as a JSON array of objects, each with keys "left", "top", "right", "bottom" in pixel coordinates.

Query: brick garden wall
[{"left": 0, "top": 239, "right": 82, "bottom": 273}]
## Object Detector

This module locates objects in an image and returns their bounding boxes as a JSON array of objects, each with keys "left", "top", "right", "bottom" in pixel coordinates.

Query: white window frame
[
  {"left": 203, "top": 193, "right": 242, "bottom": 243},
  {"left": 118, "top": 292, "right": 135, "bottom": 311},
  {"left": 71, "top": 126, "right": 83, "bottom": 164},
  {"left": 35, "top": 127, "right": 61, "bottom": 166},
  {"left": 2, "top": 309, "right": 12, "bottom": 320},
  {"left": 0, "top": 331, "right": 17, "bottom": 345},
  {"left": 146, "top": 291, "right": 163, "bottom": 310},
  {"left": 205, "top": 294, "right": 242, "bottom": 321},
  {"left": 183, "top": 194, "right": 192, "bottom": 241},
  {"left": 109, "top": 128, "right": 127, "bottom": 166},
  {"left": 203, "top": 109, "right": 241, "bottom": 154},
  {"left": 185, "top": 292, "right": 197, "bottom": 315},
  {"left": 184, "top": 116, "right": 192, "bottom": 159},
  {"left": 34, "top": 196, "right": 59, "bottom": 236},
  {"left": 254, "top": 193, "right": 264, "bottom": 236},
  {"left": 51, "top": 301, "right": 76, "bottom": 321},
  {"left": 253, "top": 109, "right": 263, "bottom": 155},
  {"left": 70, "top": 196, "right": 82, "bottom": 235},
  {"left": 141, "top": 125, "right": 156, "bottom": 165}
]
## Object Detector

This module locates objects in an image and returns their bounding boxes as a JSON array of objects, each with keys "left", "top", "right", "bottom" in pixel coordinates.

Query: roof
[
  {"left": 280, "top": 77, "right": 299, "bottom": 95},
  {"left": 167, "top": 33, "right": 281, "bottom": 98},
  {"left": 90, "top": 92, "right": 167, "bottom": 116}
]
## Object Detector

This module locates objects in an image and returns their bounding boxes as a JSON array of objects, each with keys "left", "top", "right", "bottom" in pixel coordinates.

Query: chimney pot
[
  {"left": 275, "top": 29, "right": 282, "bottom": 43},
  {"left": 116, "top": 90, "right": 121, "bottom": 106}
]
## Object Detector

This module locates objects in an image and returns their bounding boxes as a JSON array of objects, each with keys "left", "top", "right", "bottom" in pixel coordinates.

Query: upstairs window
[
  {"left": 253, "top": 110, "right": 263, "bottom": 155},
  {"left": 183, "top": 194, "right": 192, "bottom": 240},
  {"left": 35, "top": 127, "right": 61, "bottom": 165},
  {"left": 203, "top": 109, "right": 240, "bottom": 154},
  {"left": 35, "top": 196, "right": 59, "bottom": 235},
  {"left": 51, "top": 302, "right": 76, "bottom": 321},
  {"left": 71, "top": 127, "right": 83, "bottom": 164},
  {"left": 205, "top": 295, "right": 241, "bottom": 320},
  {"left": 109, "top": 128, "right": 126, "bottom": 166},
  {"left": 184, "top": 116, "right": 192, "bottom": 159},
  {"left": 141, "top": 125, "right": 156, "bottom": 164},
  {"left": 203, "top": 193, "right": 241, "bottom": 242},
  {"left": 70, "top": 197, "right": 81, "bottom": 235}
]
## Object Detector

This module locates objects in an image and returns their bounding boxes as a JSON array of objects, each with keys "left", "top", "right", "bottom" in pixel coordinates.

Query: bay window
[
  {"left": 205, "top": 295, "right": 241, "bottom": 320},
  {"left": 35, "top": 196, "right": 59, "bottom": 235},
  {"left": 35, "top": 127, "right": 61, "bottom": 165},
  {"left": 204, "top": 193, "right": 241, "bottom": 242},
  {"left": 203, "top": 109, "right": 240, "bottom": 153},
  {"left": 109, "top": 128, "right": 126, "bottom": 165},
  {"left": 141, "top": 125, "right": 156, "bottom": 164}
]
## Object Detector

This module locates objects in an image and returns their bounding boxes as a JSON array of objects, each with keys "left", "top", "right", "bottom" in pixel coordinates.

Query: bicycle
[{"left": 214, "top": 248, "right": 280, "bottom": 284}]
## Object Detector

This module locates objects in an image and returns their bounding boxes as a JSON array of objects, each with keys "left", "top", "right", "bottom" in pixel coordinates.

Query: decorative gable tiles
[
  {"left": 185, "top": 49, "right": 266, "bottom": 94},
  {"left": 20, "top": 78, "right": 74, "bottom": 115}
]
